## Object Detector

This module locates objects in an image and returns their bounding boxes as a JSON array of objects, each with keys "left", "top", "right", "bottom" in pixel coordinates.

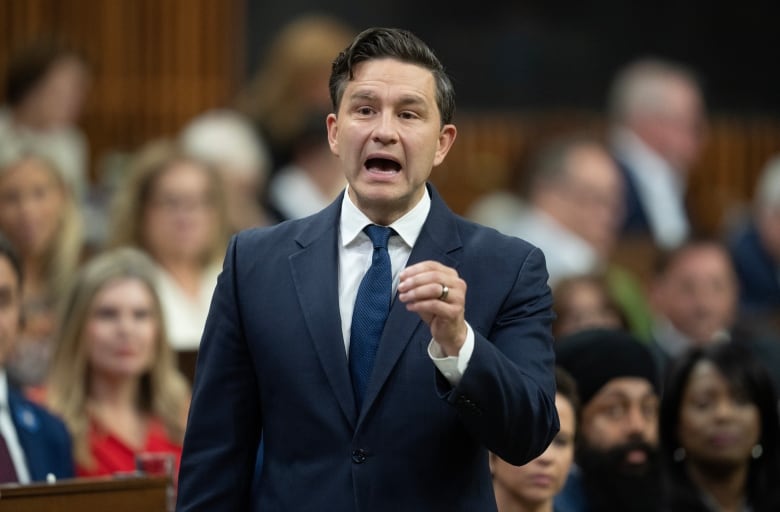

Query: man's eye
[{"left": 603, "top": 403, "right": 627, "bottom": 419}]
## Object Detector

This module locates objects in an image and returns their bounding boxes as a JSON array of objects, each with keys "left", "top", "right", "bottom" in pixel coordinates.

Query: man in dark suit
[
  {"left": 177, "top": 27, "right": 558, "bottom": 511},
  {"left": 728, "top": 154, "right": 780, "bottom": 319},
  {"left": 606, "top": 58, "right": 706, "bottom": 251},
  {"left": 0, "top": 234, "right": 73, "bottom": 483}
]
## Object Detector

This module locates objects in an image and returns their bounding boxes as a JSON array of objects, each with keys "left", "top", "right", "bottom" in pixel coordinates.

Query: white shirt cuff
[{"left": 427, "top": 323, "right": 475, "bottom": 386}]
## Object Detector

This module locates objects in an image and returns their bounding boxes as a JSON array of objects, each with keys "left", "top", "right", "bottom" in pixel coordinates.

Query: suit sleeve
[
  {"left": 437, "top": 246, "right": 559, "bottom": 465},
  {"left": 177, "top": 235, "right": 262, "bottom": 511}
]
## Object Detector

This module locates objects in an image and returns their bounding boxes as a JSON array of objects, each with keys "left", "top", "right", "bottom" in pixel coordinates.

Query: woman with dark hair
[
  {"left": 659, "top": 342, "right": 780, "bottom": 511},
  {"left": 491, "top": 367, "right": 580, "bottom": 512},
  {"left": 0, "top": 39, "right": 90, "bottom": 201},
  {"left": 552, "top": 273, "right": 627, "bottom": 339}
]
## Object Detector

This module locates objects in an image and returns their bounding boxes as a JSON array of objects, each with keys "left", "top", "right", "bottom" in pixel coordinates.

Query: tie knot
[{"left": 364, "top": 225, "right": 392, "bottom": 249}]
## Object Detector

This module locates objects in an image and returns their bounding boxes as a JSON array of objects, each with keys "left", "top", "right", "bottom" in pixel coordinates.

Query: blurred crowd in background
[{"left": 0, "top": 9, "right": 779, "bottom": 512}]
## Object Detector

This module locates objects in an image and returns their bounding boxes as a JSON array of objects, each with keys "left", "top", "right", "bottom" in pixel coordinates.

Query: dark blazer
[
  {"left": 728, "top": 220, "right": 780, "bottom": 315},
  {"left": 8, "top": 387, "right": 74, "bottom": 481},
  {"left": 177, "top": 185, "right": 559, "bottom": 511},
  {"left": 615, "top": 158, "right": 652, "bottom": 236}
]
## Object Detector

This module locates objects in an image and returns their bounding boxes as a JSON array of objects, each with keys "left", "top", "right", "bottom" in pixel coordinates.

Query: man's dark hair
[
  {"left": 652, "top": 235, "right": 731, "bottom": 277},
  {"left": 4, "top": 39, "right": 87, "bottom": 107},
  {"left": 329, "top": 27, "right": 455, "bottom": 125},
  {"left": 520, "top": 132, "right": 605, "bottom": 200}
]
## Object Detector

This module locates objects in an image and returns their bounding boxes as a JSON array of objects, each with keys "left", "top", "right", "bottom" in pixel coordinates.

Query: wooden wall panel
[
  {"left": 0, "top": 0, "right": 245, "bottom": 183},
  {"left": 432, "top": 111, "right": 780, "bottom": 238},
  {"left": 1, "top": 1, "right": 779, "bottom": 237}
]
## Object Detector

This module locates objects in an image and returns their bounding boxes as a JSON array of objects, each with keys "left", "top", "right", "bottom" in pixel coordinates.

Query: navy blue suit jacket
[
  {"left": 8, "top": 387, "right": 74, "bottom": 481},
  {"left": 615, "top": 158, "right": 651, "bottom": 236},
  {"left": 177, "top": 185, "right": 559, "bottom": 511},
  {"left": 728, "top": 220, "right": 780, "bottom": 315}
]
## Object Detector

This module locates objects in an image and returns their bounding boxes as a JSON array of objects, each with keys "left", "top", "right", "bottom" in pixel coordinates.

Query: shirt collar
[
  {"left": 0, "top": 369, "right": 8, "bottom": 409},
  {"left": 610, "top": 127, "right": 685, "bottom": 191},
  {"left": 340, "top": 185, "right": 431, "bottom": 248}
]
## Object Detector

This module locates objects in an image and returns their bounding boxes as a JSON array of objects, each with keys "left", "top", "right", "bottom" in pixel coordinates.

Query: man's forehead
[
  {"left": 347, "top": 58, "right": 435, "bottom": 88},
  {"left": 592, "top": 377, "right": 657, "bottom": 401}
]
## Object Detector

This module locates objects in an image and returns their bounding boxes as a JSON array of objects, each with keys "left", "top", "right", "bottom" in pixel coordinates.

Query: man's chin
[
  {"left": 618, "top": 458, "right": 651, "bottom": 477},
  {"left": 577, "top": 440, "right": 661, "bottom": 512}
]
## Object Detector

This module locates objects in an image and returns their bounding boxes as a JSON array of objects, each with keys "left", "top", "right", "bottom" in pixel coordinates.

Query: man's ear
[
  {"left": 433, "top": 124, "right": 457, "bottom": 167},
  {"left": 326, "top": 113, "right": 339, "bottom": 157}
]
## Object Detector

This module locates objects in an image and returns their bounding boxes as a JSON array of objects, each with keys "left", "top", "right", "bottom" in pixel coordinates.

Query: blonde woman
[
  {"left": 0, "top": 140, "right": 83, "bottom": 387},
  {"left": 47, "top": 247, "right": 190, "bottom": 476},
  {"left": 234, "top": 14, "right": 354, "bottom": 168},
  {"left": 109, "top": 139, "right": 228, "bottom": 351}
]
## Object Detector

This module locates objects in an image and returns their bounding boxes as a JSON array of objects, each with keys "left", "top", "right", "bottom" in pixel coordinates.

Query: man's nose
[
  {"left": 372, "top": 112, "right": 399, "bottom": 144},
  {"left": 625, "top": 405, "right": 651, "bottom": 436}
]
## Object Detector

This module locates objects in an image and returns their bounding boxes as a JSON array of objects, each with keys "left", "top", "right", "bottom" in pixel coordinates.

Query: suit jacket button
[{"left": 352, "top": 449, "right": 367, "bottom": 464}]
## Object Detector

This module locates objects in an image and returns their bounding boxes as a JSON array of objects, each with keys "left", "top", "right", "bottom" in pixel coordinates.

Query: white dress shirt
[
  {"left": 0, "top": 370, "right": 31, "bottom": 483},
  {"left": 154, "top": 262, "right": 221, "bottom": 350},
  {"left": 653, "top": 316, "right": 730, "bottom": 359},
  {"left": 0, "top": 107, "right": 88, "bottom": 203},
  {"left": 497, "top": 207, "right": 601, "bottom": 287},
  {"left": 269, "top": 164, "right": 334, "bottom": 220},
  {"left": 611, "top": 128, "right": 690, "bottom": 249},
  {"left": 338, "top": 187, "right": 474, "bottom": 385}
]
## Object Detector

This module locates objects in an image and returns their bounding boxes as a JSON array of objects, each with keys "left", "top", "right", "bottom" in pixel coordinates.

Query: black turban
[{"left": 555, "top": 328, "right": 660, "bottom": 406}]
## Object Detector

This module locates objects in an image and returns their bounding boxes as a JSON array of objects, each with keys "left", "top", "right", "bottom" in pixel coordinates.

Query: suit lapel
[
  {"left": 359, "top": 186, "right": 462, "bottom": 424},
  {"left": 8, "top": 390, "right": 40, "bottom": 481},
  {"left": 289, "top": 197, "right": 357, "bottom": 428}
]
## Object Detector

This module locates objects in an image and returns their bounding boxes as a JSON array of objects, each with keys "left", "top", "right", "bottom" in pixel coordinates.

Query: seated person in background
[
  {"left": 266, "top": 111, "right": 346, "bottom": 221},
  {"left": 234, "top": 14, "right": 355, "bottom": 173},
  {"left": 0, "top": 141, "right": 83, "bottom": 389},
  {"left": 552, "top": 274, "right": 628, "bottom": 339},
  {"left": 727, "top": 154, "right": 780, "bottom": 324},
  {"left": 648, "top": 237, "right": 774, "bottom": 372},
  {"left": 490, "top": 134, "right": 654, "bottom": 340},
  {"left": 46, "top": 248, "right": 190, "bottom": 477},
  {"left": 491, "top": 367, "right": 579, "bottom": 512},
  {"left": 607, "top": 58, "right": 706, "bottom": 250},
  {"left": 0, "top": 233, "right": 73, "bottom": 483},
  {"left": 0, "top": 39, "right": 91, "bottom": 203},
  {"left": 659, "top": 342, "right": 780, "bottom": 511},
  {"left": 555, "top": 328, "right": 661, "bottom": 512},
  {"left": 493, "top": 133, "right": 623, "bottom": 286},
  {"left": 109, "top": 139, "right": 229, "bottom": 351},
  {"left": 466, "top": 188, "right": 527, "bottom": 233},
  {"left": 180, "top": 108, "right": 278, "bottom": 232}
]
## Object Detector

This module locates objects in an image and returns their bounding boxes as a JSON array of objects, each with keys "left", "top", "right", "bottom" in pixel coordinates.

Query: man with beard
[{"left": 554, "top": 328, "right": 661, "bottom": 512}]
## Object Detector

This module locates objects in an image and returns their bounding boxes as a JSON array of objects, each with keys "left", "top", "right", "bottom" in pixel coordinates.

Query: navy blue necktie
[{"left": 349, "top": 225, "right": 393, "bottom": 410}]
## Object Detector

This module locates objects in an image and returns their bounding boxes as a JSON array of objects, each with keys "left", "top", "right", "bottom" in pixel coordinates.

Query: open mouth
[{"left": 365, "top": 157, "right": 402, "bottom": 173}]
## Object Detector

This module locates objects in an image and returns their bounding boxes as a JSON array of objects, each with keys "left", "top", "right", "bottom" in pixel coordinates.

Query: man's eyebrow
[
  {"left": 346, "top": 90, "right": 428, "bottom": 107},
  {"left": 347, "top": 90, "right": 378, "bottom": 102},
  {"left": 397, "top": 94, "right": 428, "bottom": 108}
]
